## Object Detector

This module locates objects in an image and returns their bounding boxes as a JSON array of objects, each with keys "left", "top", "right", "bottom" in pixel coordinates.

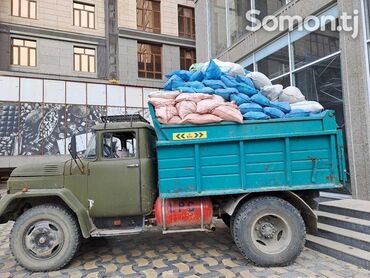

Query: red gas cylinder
[{"left": 155, "top": 197, "right": 213, "bottom": 228}]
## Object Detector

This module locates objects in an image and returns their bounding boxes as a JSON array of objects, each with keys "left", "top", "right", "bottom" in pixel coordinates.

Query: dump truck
[{"left": 0, "top": 106, "right": 346, "bottom": 272}]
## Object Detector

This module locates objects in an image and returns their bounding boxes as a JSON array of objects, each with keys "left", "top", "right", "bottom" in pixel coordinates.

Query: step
[
  {"left": 319, "top": 200, "right": 370, "bottom": 220},
  {"left": 90, "top": 228, "right": 143, "bottom": 237},
  {"left": 316, "top": 210, "right": 370, "bottom": 234},
  {"left": 316, "top": 223, "right": 370, "bottom": 252},
  {"left": 306, "top": 234, "right": 370, "bottom": 270}
]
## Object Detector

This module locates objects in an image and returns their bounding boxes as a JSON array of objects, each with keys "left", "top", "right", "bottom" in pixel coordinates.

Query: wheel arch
[
  {"left": 0, "top": 188, "right": 93, "bottom": 238},
  {"left": 220, "top": 191, "right": 318, "bottom": 234}
]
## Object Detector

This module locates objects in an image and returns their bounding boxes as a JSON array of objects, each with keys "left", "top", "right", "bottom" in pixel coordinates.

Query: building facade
[
  {"left": 195, "top": 0, "right": 370, "bottom": 200},
  {"left": 0, "top": 0, "right": 195, "bottom": 172}
]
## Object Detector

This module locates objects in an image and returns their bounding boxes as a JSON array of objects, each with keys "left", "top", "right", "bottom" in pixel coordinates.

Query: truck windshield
[{"left": 84, "top": 134, "right": 96, "bottom": 159}]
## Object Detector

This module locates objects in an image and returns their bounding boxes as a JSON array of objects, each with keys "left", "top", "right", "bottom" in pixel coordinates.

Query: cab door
[{"left": 87, "top": 130, "right": 141, "bottom": 217}]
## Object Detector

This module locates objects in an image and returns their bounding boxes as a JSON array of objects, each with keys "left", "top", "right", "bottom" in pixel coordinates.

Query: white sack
[
  {"left": 261, "top": 84, "right": 283, "bottom": 101},
  {"left": 290, "top": 101, "right": 324, "bottom": 113},
  {"left": 246, "top": 72, "right": 272, "bottom": 89},
  {"left": 278, "top": 86, "right": 306, "bottom": 104}
]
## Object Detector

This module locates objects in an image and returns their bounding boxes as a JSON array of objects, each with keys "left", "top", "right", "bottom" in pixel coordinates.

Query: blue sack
[
  {"left": 171, "top": 80, "right": 187, "bottom": 90},
  {"left": 269, "top": 101, "right": 291, "bottom": 113},
  {"left": 243, "top": 111, "right": 270, "bottom": 120},
  {"left": 236, "top": 75, "right": 255, "bottom": 88},
  {"left": 186, "top": 81, "right": 205, "bottom": 89},
  {"left": 237, "top": 84, "right": 258, "bottom": 96},
  {"left": 221, "top": 75, "right": 239, "bottom": 87},
  {"left": 230, "top": 93, "right": 250, "bottom": 106},
  {"left": 285, "top": 109, "right": 310, "bottom": 118},
  {"left": 215, "top": 88, "right": 239, "bottom": 101},
  {"left": 194, "top": 87, "right": 215, "bottom": 94},
  {"left": 165, "top": 70, "right": 192, "bottom": 81},
  {"left": 178, "top": 87, "right": 195, "bottom": 93},
  {"left": 264, "top": 107, "right": 285, "bottom": 119},
  {"left": 239, "top": 103, "right": 263, "bottom": 114},
  {"left": 204, "top": 59, "right": 222, "bottom": 80},
  {"left": 189, "top": 70, "right": 204, "bottom": 82},
  {"left": 251, "top": 93, "right": 270, "bottom": 107},
  {"left": 163, "top": 75, "right": 184, "bottom": 91},
  {"left": 203, "top": 80, "right": 227, "bottom": 90}
]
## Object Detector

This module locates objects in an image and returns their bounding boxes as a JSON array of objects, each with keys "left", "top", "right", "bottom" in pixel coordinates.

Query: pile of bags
[
  {"left": 148, "top": 91, "right": 243, "bottom": 124},
  {"left": 150, "top": 59, "right": 324, "bottom": 125}
]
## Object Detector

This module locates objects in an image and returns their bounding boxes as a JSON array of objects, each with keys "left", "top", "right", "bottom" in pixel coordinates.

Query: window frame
[
  {"left": 178, "top": 5, "right": 195, "bottom": 39},
  {"left": 101, "top": 131, "right": 137, "bottom": 160},
  {"left": 180, "top": 47, "right": 196, "bottom": 70},
  {"left": 11, "top": 0, "right": 37, "bottom": 19},
  {"left": 137, "top": 0, "right": 161, "bottom": 34},
  {"left": 137, "top": 42, "right": 162, "bottom": 80},
  {"left": 73, "top": 1, "right": 95, "bottom": 29},
  {"left": 73, "top": 46, "right": 96, "bottom": 73},
  {"left": 10, "top": 38, "right": 37, "bottom": 67}
]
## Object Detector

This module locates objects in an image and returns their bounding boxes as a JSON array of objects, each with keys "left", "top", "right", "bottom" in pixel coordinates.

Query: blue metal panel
[{"left": 149, "top": 104, "right": 346, "bottom": 198}]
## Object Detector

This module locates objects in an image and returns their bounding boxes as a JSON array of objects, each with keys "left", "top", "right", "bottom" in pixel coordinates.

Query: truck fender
[
  {"left": 221, "top": 191, "right": 317, "bottom": 234},
  {"left": 0, "top": 188, "right": 93, "bottom": 238}
]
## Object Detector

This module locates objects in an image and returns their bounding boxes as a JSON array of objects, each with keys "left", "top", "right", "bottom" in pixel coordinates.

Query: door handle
[{"left": 127, "top": 164, "right": 139, "bottom": 168}]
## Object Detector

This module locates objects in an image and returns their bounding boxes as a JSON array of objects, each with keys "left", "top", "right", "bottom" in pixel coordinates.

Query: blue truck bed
[{"left": 149, "top": 104, "right": 346, "bottom": 198}]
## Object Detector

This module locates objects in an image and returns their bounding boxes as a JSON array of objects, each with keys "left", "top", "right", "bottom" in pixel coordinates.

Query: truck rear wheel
[
  {"left": 10, "top": 204, "right": 81, "bottom": 272},
  {"left": 232, "top": 196, "right": 305, "bottom": 266}
]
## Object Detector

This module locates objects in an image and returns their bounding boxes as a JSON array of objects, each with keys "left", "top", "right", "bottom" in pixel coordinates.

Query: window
[
  {"left": 73, "top": 2, "right": 95, "bottom": 29},
  {"left": 272, "top": 75, "right": 290, "bottom": 88},
  {"left": 208, "top": 0, "right": 290, "bottom": 55},
  {"left": 293, "top": 22, "right": 339, "bottom": 69},
  {"left": 245, "top": 64, "right": 254, "bottom": 72},
  {"left": 180, "top": 48, "right": 196, "bottom": 70},
  {"left": 257, "top": 47, "right": 290, "bottom": 79},
  {"left": 102, "top": 132, "right": 136, "bottom": 159},
  {"left": 138, "top": 43, "right": 162, "bottom": 79},
  {"left": 255, "top": 0, "right": 286, "bottom": 21},
  {"left": 74, "top": 47, "right": 96, "bottom": 73},
  {"left": 209, "top": 0, "right": 227, "bottom": 56},
  {"left": 178, "top": 6, "right": 195, "bottom": 39},
  {"left": 11, "top": 0, "right": 37, "bottom": 19},
  {"left": 84, "top": 133, "right": 96, "bottom": 159},
  {"left": 294, "top": 55, "right": 344, "bottom": 126},
  {"left": 137, "top": 0, "right": 161, "bottom": 34},
  {"left": 11, "top": 38, "right": 36, "bottom": 67},
  {"left": 228, "top": 0, "right": 251, "bottom": 44}
]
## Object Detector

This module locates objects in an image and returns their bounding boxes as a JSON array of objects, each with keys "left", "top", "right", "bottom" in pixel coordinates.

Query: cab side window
[{"left": 102, "top": 132, "right": 136, "bottom": 159}]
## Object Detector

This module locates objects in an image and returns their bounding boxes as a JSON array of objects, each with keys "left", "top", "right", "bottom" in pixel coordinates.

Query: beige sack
[
  {"left": 181, "top": 113, "right": 223, "bottom": 125},
  {"left": 176, "top": 100, "right": 197, "bottom": 119}
]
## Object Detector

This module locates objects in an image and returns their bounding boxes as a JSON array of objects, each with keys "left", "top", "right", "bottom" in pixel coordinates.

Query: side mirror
[{"left": 68, "top": 135, "right": 77, "bottom": 159}]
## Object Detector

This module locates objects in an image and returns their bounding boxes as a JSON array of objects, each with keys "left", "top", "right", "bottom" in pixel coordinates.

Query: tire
[
  {"left": 10, "top": 204, "right": 81, "bottom": 272},
  {"left": 232, "top": 196, "right": 305, "bottom": 267}
]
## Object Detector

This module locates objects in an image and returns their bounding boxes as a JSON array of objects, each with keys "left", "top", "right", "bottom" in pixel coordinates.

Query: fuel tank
[{"left": 155, "top": 197, "right": 213, "bottom": 228}]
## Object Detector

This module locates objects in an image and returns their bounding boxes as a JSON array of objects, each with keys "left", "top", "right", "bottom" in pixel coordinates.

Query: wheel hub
[
  {"left": 24, "top": 221, "right": 62, "bottom": 258},
  {"left": 259, "top": 222, "right": 276, "bottom": 239}
]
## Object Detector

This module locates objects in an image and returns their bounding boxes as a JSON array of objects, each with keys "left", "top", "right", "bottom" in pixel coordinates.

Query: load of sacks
[
  {"left": 149, "top": 91, "right": 243, "bottom": 124},
  {"left": 151, "top": 59, "right": 324, "bottom": 124}
]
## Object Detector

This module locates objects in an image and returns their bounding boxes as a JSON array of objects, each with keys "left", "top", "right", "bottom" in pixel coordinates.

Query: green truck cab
[{"left": 0, "top": 113, "right": 346, "bottom": 272}]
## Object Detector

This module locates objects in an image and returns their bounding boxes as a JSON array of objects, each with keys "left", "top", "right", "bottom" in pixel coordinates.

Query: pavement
[{"left": 0, "top": 220, "right": 369, "bottom": 278}]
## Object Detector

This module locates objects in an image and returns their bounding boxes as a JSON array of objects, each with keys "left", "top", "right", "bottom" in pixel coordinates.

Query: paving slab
[{"left": 0, "top": 220, "right": 369, "bottom": 277}]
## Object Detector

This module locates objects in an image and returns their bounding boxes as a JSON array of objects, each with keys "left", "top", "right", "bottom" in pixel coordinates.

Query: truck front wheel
[
  {"left": 232, "top": 196, "right": 305, "bottom": 266},
  {"left": 10, "top": 204, "right": 81, "bottom": 272}
]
